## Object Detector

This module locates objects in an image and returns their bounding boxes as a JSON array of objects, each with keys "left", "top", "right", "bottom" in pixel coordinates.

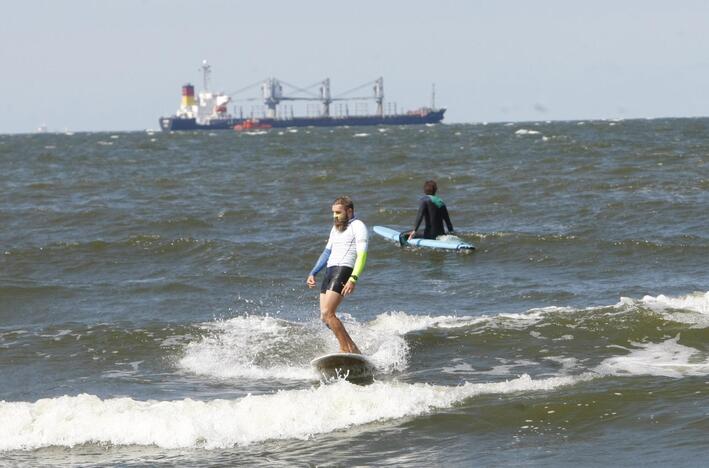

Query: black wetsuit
[{"left": 412, "top": 195, "right": 454, "bottom": 239}]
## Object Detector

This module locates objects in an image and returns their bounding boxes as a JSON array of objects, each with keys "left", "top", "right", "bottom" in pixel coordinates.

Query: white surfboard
[{"left": 311, "top": 353, "right": 376, "bottom": 382}]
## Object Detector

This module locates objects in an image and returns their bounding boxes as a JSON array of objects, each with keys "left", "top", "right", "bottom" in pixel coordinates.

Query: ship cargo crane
[{"left": 229, "top": 77, "right": 386, "bottom": 119}]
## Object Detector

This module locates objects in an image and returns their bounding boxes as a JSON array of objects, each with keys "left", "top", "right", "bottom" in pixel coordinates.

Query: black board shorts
[{"left": 321, "top": 266, "right": 354, "bottom": 295}]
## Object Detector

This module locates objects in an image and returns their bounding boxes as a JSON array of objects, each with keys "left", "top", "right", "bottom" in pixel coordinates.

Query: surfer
[
  {"left": 400, "top": 179, "right": 454, "bottom": 245},
  {"left": 306, "top": 196, "right": 368, "bottom": 354}
]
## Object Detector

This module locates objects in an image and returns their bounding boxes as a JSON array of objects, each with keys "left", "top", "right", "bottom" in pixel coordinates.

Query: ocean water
[{"left": 1, "top": 120, "right": 708, "bottom": 466}]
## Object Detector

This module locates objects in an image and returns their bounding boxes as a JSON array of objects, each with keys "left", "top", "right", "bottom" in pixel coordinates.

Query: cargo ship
[{"left": 159, "top": 61, "right": 445, "bottom": 131}]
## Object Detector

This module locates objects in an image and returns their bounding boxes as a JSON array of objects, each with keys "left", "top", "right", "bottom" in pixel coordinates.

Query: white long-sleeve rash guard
[{"left": 309, "top": 218, "right": 368, "bottom": 278}]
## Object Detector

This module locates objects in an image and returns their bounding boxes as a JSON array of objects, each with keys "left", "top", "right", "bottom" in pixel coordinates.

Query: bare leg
[{"left": 319, "top": 291, "right": 361, "bottom": 354}]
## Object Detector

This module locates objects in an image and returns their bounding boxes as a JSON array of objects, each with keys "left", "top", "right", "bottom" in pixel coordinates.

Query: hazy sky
[{"left": 2, "top": 0, "right": 709, "bottom": 133}]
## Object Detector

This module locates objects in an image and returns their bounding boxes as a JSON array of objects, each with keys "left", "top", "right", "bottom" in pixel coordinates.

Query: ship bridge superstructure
[{"left": 175, "top": 60, "right": 233, "bottom": 124}]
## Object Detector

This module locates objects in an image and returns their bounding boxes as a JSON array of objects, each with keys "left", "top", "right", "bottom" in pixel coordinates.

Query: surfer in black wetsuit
[{"left": 400, "top": 180, "right": 454, "bottom": 245}]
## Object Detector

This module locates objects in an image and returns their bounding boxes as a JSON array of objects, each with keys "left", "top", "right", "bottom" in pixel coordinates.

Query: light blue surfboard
[{"left": 373, "top": 225, "right": 475, "bottom": 251}]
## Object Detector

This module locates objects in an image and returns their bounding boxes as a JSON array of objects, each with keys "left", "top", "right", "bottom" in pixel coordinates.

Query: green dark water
[{"left": 0, "top": 120, "right": 708, "bottom": 466}]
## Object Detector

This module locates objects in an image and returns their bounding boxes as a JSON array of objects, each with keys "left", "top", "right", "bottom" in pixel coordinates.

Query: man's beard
[{"left": 334, "top": 217, "right": 349, "bottom": 232}]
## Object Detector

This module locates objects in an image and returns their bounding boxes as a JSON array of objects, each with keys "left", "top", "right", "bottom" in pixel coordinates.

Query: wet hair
[
  {"left": 423, "top": 180, "right": 437, "bottom": 195},
  {"left": 333, "top": 196, "right": 354, "bottom": 211}
]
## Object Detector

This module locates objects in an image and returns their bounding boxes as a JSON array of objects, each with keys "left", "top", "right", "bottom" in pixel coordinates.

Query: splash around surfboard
[
  {"left": 373, "top": 226, "right": 475, "bottom": 251},
  {"left": 311, "top": 353, "right": 376, "bottom": 383}
]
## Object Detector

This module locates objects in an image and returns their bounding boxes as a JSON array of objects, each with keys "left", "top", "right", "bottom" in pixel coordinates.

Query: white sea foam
[
  {"left": 353, "top": 133, "right": 370, "bottom": 137},
  {"left": 178, "top": 294, "right": 709, "bottom": 383},
  {"left": 368, "top": 311, "right": 484, "bottom": 335},
  {"left": 40, "top": 329, "right": 73, "bottom": 340},
  {"left": 367, "top": 307, "right": 579, "bottom": 336},
  {"left": 435, "top": 234, "right": 463, "bottom": 242},
  {"left": 177, "top": 308, "right": 573, "bottom": 382},
  {"left": 442, "top": 358, "right": 541, "bottom": 377},
  {"left": 638, "top": 291, "right": 709, "bottom": 314},
  {"left": 496, "top": 306, "right": 572, "bottom": 324},
  {"left": 596, "top": 336, "right": 709, "bottom": 378},
  {"left": 617, "top": 291, "right": 709, "bottom": 327},
  {"left": 543, "top": 356, "right": 580, "bottom": 374},
  {"left": 0, "top": 373, "right": 592, "bottom": 451},
  {"left": 178, "top": 314, "right": 410, "bottom": 380},
  {"left": 515, "top": 129, "right": 541, "bottom": 135},
  {"left": 178, "top": 315, "right": 318, "bottom": 380},
  {"left": 339, "top": 315, "right": 409, "bottom": 373},
  {"left": 369, "top": 292, "right": 709, "bottom": 336}
]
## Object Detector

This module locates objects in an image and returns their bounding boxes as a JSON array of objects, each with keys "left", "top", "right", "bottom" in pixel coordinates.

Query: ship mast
[
  {"left": 200, "top": 60, "right": 211, "bottom": 91},
  {"left": 320, "top": 78, "right": 332, "bottom": 117},
  {"left": 261, "top": 78, "right": 284, "bottom": 118},
  {"left": 374, "top": 77, "right": 384, "bottom": 116},
  {"left": 431, "top": 83, "right": 436, "bottom": 110}
]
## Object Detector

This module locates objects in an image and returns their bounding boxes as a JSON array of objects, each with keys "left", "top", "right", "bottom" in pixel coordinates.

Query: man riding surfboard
[{"left": 306, "top": 196, "right": 368, "bottom": 354}]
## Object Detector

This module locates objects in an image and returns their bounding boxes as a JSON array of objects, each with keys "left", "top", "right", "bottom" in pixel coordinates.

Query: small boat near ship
[{"left": 233, "top": 119, "right": 272, "bottom": 132}]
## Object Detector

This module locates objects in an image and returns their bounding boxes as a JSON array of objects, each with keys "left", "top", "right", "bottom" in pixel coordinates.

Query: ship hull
[
  {"left": 159, "top": 117, "right": 243, "bottom": 131},
  {"left": 159, "top": 109, "right": 445, "bottom": 131}
]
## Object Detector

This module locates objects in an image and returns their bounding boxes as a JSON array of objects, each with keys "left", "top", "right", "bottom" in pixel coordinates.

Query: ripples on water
[{"left": 0, "top": 120, "right": 708, "bottom": 465}]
